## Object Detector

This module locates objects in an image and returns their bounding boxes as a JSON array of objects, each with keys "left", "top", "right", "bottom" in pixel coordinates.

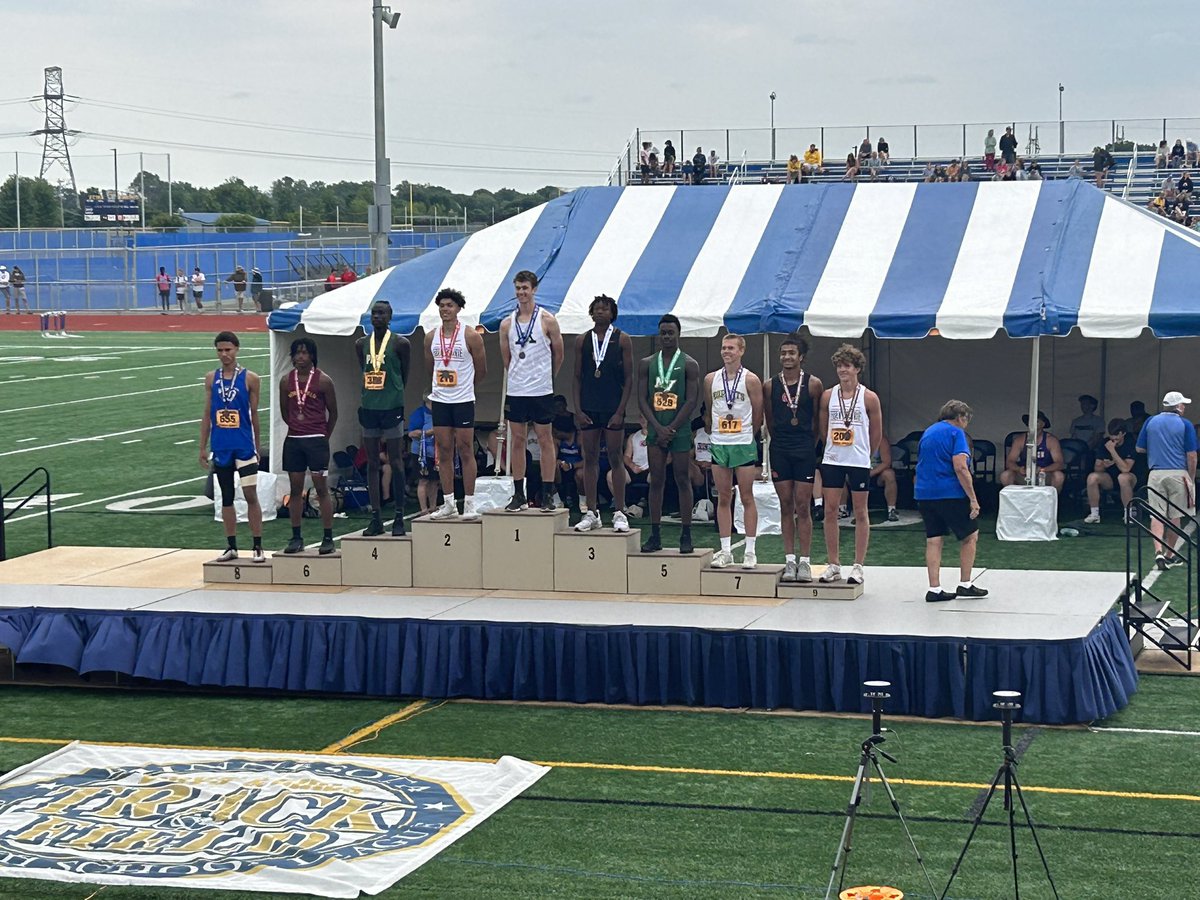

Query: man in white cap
[
  {"left": 1136, "top": 390, "right": 1197, "bottom": 568},
  {"left": 0, "top": 266, "right": 9, "bottom": 314}
]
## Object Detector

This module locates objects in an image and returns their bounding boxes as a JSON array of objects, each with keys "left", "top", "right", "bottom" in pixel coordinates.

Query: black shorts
[
  {"left": 282, "top": 435, "right": 330, "bottom": 474},
  {"left": 581, "top": 408, "right": 623, "bottom": 431},
  {"left": 508, "top": 394, "right": 555, "bottom": 425},
  {"left": 919, "top": 498, "right": 978, "bottom": 540},
  {"left": 358, "top": 406, "right": 405, "bottom": 439},
  {"left": 432, "top": 400, "right": 475, "bottom": 429},
  {"left": 820, "top": 463, "right": 870, "bottom": 492},
  {"left": 771, "top": 449, "right": 816, "bottom": 483}
]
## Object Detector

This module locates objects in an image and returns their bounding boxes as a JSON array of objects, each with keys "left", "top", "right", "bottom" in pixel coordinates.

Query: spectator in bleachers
[
  {"left": 648, "top": 145, "right": 660, "bottom": 177},
  {"left": 1067, "top": 159, "right": 1085, "bottom": 179},
  {"left": 1029, "top": 161, "right": 1044, "bottom": 181},
  {"left": 692, "top": 147, "right": 706, "bottom": 185},
  {"left": 946, "top": 160, "right": 961, "bottom": 181},
  {"left": 682, "top": 157, "right": 695, "bottom": 185},
  {"left": 1178, "top": 170, "right": 1193, "bottom": 197},
  {"left": 787, "top": 154, "right": 802, "bottom": 184},
  {"left": 866, "top": 151, "right": 883, "bottom": 181},
  {"left": 999, "top": 127, "right": 1018, "bottom": 166},
  {"left": 922, "top": 161, "right": 935, "bottom": 182},
  {"left": 1171, "top": 139, "right": 1186, "bottom": 167},
  {"left": 1084, "top": 418, "right": 1138, "bottom": 524},
  {"left": 639, "top": 142, "right": 651, "bottom": 185},
  {"left": 984, "top": 129, "right": 997, "bottom": 170},
  {"left": 992, "top": 160, "right": 1010, "bottom": 181},
  {"left": 708, "top": 149, "right": 720, "bottom": 180},
  {"left": 844, "top": 153, "right": 860, "bottom": 181},
  {"left": 858, "top": 137, "right": 872, "bottom": 163},
  {"left": 1093, "top": 146, "right": 1115, "bottom": 188},
  {"left": 1156, "top": 140, "right": 1169, "bottom": 170},
  {"left": 803, "top": 144, "right": 824, "bottom": 175},
  {"left": 324, "top": 267, "right": 339, "bottom": 292},
  {"left": 1187, "top": 139, "right": 1199, "bottom": 167},
  {"left": 1001, "top": 411, "right": 1065, "bottom": 493},
  {"left": 1013, "top": 158, "right": 1029, "bottom": 181},
  {"left": 1071, "top": 394, "right": 1106, "bottom": 453},
  {"left": 1126, "top": 400, "right": 1149, "bottom": 438},
  {"left": 662, "top": 140, "right": 676, "bottom": 175},
  {"left": 877, "top": 136, "right": 889, "bottom": 165}
]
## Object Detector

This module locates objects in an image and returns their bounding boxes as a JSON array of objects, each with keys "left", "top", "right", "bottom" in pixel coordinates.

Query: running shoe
[
  {"left": 215, "top": 548, "right": 237, "bottom": 563},
  {"left": 819, "top": 563, "right": 842, "bottom": 583},
  {"left": 813, "top": 504, "right": 825, "bottom": 522},
  {"left": 461, "top": 496, "right": 480, "bottom": 520},
  {"left": 796, "top": 560, "right": 813, "bottom": 583},
  {"left": 612, "top": 510, "right": 630, "bottom": 533},
  {"left": 430, "top": 497, "right": 459, "bottom": 520},
  {"left": 504, "top": 493, "right": 528, "bottom": 512},
  {"left": 887, "top": 508, "right": 900, "bottom": 522},
  {"left": 575, "top": 510, "right": 601, "bottom": 532},
  {"left": 362, "top": 518, "right": 384, "bottom": 537},
  {"left": 283, "top": 537, "right": 304, "bottom": 554},
  {"left": 741, "top": 550, "right": 757, "bottom": 570},
  {"left": 1083, "top": 512, "right": 1101, "bottom": 524},
  {"left": 710, "top": 549, "right": 734, "bottom": 568},
  {"left": 838, "top": 506, "right": 850, "bottom": 519},
  {"left": 678, "top": 527, "right": 693, "bottom": 555},
  {"left": 640, "top": 532, "right": 663, "bottom": 553},
  {"left": 781, "top": 560, "right": 799, "bottom": 582},
  {"left": 252, "top": 546, "right": 266, "bottom": 563},
  {"left": 1163, "top": 554, "right": 1186, "bottom": 569},
  {"left": 391, "top": 518, "right": 406, "bottom": 537},
  {"left": 847, "top": 563, "right": 864, "bottom": 585},
  {"left": 318, "top": 537, "right": 336, "bottom": 555},
  {"left": 956, "top": 584, "right": 989, "bottom": 598},
  {"left": 543, "top": 493, "right": 561, "bottom": 513}
]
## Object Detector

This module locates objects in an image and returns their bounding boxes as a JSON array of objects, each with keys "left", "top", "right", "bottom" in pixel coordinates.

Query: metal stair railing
[
  {"left": 1125, "top": 484, "right": 1196, "bottom": 669},
  {"left": 0, "top": 467, "right": 53, "bottom": 562}
]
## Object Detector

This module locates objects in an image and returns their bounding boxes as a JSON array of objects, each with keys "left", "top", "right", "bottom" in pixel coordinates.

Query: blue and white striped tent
[{"left": 268, "top": 180, "right": 1200, "bottom": 340}]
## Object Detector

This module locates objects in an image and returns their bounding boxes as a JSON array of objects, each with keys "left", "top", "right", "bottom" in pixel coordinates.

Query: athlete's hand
[
  {"left": 575, "top": 412, "right": 592, "bottom": 429},
  {"left": 607, "top": 414, "right": 623, "bottom": 431},
  {"left": 969, "top": 500, "right": 980, "bottom": 520},
  {"left": 198, "top": 451, "right": 209, "bottom": 471}
]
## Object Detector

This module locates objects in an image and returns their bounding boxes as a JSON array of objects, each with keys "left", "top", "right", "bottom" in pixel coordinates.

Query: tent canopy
[{"left": 267, "top": 181, "right": 1200, "bottom": 340}]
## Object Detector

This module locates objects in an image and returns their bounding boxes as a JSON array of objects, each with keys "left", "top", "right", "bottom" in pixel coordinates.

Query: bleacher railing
[{"left": 0, "top": 467, "right": 53, "bottom": 562}]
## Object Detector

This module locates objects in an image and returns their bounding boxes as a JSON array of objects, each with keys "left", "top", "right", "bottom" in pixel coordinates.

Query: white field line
[
  {"left": 0, "top": 382, "right": 198, "bottom": 415},
  {"left": 121, "top": 439, "right": 143, "bottom": 444},
  {"left": 174, "top": 439, "right": 195, "bottom": 445},
  {"left": 0, "top": 420, "right": 195, "bottom": 457},
  {"left": 3, "top": 352, "right": 267, "bottom": 385},
  {"left": 15, "top": 438, "right": 36, "bottom": 443},
  {"left": 3, "top": 475, "right": 207, "bottom": 525},
  {"left": 1090, "top": 726, "right": 1200, "bottom": 737},
  {"left": 0, "top": 344, "right": 230, "bottom": 352}
]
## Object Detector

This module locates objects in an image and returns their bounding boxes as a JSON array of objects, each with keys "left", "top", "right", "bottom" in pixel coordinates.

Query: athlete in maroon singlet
[{"left": 279, "top": 337, "right": 339, "bottom": 554}]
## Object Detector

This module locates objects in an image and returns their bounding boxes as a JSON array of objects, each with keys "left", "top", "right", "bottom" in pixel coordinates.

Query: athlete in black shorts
[{"left": 279, "top": 337, "right": 338, "bottom": 554}]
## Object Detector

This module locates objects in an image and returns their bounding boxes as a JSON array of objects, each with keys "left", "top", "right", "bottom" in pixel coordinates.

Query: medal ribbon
[
  {"left": 591, "top": 325, "right": 613, "bottom": 375},
  {"left": 780, "top": 370, "right": 802, "bottom": 417},
  {"left": 837, "top": 385, "right": 859, "bottom": 429},
  {"left": 655, "top": 350, "right": 681, "bottom": 392},
  {"left": 218, "top": 366, "right": 241, "bottom": 407},
  {"left": 513, "top": 305, "right": 539, "bottom": 351},
  {"left": 438, "top": 322, "right": 461, "bottom": 369},
  {"left": 293, "top": 368, "right": 315, "bottom": 409},
  {"left": 721, "top": 366, "right": 743, "bottom": 411},
  {"left": 368, "top": 331, "right": 392, "bottom": 372}
]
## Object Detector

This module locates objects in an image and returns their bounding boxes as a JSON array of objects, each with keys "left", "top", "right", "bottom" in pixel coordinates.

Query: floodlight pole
[{"left": 370, "top": 1, "right": 398, "bottom": 276}]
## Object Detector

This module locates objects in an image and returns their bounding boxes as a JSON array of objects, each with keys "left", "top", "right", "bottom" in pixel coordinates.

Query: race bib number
[
  {"left": 436, "top": 369, "right": 458, "bottom": 388},
  {"left": 830, "top": 427, "right": 854, "bottom": 446},
  {"left": 653, "top": 391, "right": 677, "bottom": 412},
  {"left": 718, "top": 415, "right": 743, "bottom": 435},
  {"left": 363, "top": 371, "right": 386, "bottom": 390},
  {"left": 216, "top": 409, "right": 240, "bottom": 429}
]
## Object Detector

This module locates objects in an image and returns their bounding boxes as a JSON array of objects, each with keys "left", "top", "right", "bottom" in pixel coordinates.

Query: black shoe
[
  {"left": 318, "top": 537, "right": 336, "bottom": 555},
  {"left": 505, "top": 493, "right": 528, "bottom": 512},
  {"left": 283, "top": 537, "right": 304, "bottom": 554},
  {"left": 813, "top": 504, "right": 825, "bottom": 522},
  {"left": 926, "top": 589, "right": 957, "bottom": 603},
  {"left": 679, "top": 528, "right": 693, "bottom": 555},
  {"left": 1163, "top": 554, "right": 1186, "bottom": 569},
  {"left": 641, "top": 534, "right": 663, "bottom": 553},
  {"left": 391, "top": 518, "right": 406, "bottom": 537},
  {"left": 956, "top": 584, "right": 989, "bottom": 598},
  {"left": 363, "top": 518, "right": 384, "bottom": 537}
]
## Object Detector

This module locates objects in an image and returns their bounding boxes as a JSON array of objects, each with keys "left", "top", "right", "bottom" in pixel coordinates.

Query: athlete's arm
[
  {"left": 614, "top": 332, "right": 635, "bottom": 428},
  {"left": 1006, "top": 435, "right": 1025, "bottom": 471},
  {"left": 865, "top": 389, "right": 882, "bottom": 455},
  {"left": 761, "top": 377, "right": 774, "bottom": 434},
  {"left": 198, "top": 371, "right": 214, "bottom": 469},
  {"left": 322, "top": 372, "right": 338, "bottom": 437},
  {"left": 498, "top": 317, "right": 512, "bottom": 370},
  {"left": 1043, "top": 434, "right": 1064, "bottom": 472},
  {"left": 423, "top": 330, "right": 435, "bottom": 379},
  {"left": 634, "top": 357, "right": 654, "bottom": 425},
  {"left": 808, "top": 374, "right": 824, "bottom": 438},
  {"left": 673, "top": 358, "right": 701, "bottom": 429},
  {"left": 702, "top": 371, "right": 714, "bottom": 426},
  {"left": 395, "top": 335, "right": 411, "bottom": 387},
  {"left": 466, "top": 328, "right": 487, "bottom": 384},
  {"left": 277, "top": 375, "right": 291, "bottom": 432},
  {"left": 571, "top": 333, "right": 589, "bottom": 428},
  {"left": 247, "top": 371, "right": 262, "bottom": 457},
  {"left": 354, "top": 338, "right": 365, "bottom": 370},
  {"left": 545, "top": 311, "right": 564, "bottom": 377},
  {"left": 817, "top": 389, "right": 830, "bottom": 445},
  {"left": 747, "top": 372, "right": 764, "bottom": 434}
]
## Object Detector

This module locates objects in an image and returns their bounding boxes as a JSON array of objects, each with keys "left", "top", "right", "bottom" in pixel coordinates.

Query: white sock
[
  {"left": 1090, "top": 506, "right": 1099, "bottom": 516},
  {"left": 814, "top": 498, "right": 824, "bottom": 507},
  {"left": 959, "top": 581, "right": 973, "bottom": 590},
  {"left": 745, "top": 537, "right": 756, "bottom": 553},
  {"left": 785, "top": 553, "right": 797, "bottom": 564},
  {"left": 720, "top": 536, "right": 731, "bottom": 552},
  {"left": 888, "top": 506, "right": 896, "bottom": 513},
  {"left": 799, "top": 556, "right": 810, "bottom": 563}
]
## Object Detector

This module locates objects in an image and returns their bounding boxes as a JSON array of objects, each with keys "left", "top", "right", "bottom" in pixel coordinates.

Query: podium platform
[
  {"left": 553, "top": 529, "right": 640, "bottom": 593},
  {"left": 483, "top": 508, "right": 569, "bottom": 592},
  {"left": 411, "top": 516, "right": 483, "bottom": 589},
  {"left": 701, "top": 563, "right": 784, "bottom": 599},
  {"left": 627, "top": 548, "right": 714, "bottom": 595},
  {"left": 340, "top": 534, "right": 413, "bottom": 588},
  {"left": 202, "top": 557, "right": 272, "bottom": 584},
  {"left": 271, "top": 550, "right": 342, "bottom": 586}
]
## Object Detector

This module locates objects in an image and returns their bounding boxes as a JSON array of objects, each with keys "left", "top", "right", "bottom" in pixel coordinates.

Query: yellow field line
[
  {"left": 319, "top": 701, "right": 430, "bottom": 754},
  {"left": 1, "top": 735, "right": 1196, "bottom": 803}
]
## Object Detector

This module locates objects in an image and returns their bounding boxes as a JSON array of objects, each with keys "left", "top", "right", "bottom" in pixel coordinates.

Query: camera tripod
[
  {"left": 940, "top": 691, "right": 1059, "bottom": 900},
  {"left": 825, "top": 682, "right": 937, "bottom": 900}
]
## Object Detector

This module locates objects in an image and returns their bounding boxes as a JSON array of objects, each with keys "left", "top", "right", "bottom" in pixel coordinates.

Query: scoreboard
[{"left": 83, "top": 191, "right": 141, "bottom": 224}]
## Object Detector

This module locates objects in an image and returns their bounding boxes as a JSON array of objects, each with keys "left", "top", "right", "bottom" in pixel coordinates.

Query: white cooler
[{"left": 996, "top": 485, "right": 1058, "bottom": 541}]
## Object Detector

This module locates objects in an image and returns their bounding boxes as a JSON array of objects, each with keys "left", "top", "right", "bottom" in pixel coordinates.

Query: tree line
[{"left": 0, "top": 172, "right": 564, "bottom": 230}]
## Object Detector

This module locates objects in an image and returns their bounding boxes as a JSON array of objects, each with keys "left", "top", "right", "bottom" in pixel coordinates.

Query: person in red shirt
[
  {"left": 340, "top": 264, "right": 358, "bottom": 285},
  {"left": 324, "top": 268, "right": 339, "bottom": 292}
]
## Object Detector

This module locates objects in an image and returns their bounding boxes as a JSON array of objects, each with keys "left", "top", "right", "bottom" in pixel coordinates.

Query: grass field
[{"left": 0, "top": 331, "right": 1193, "bottom": 899}]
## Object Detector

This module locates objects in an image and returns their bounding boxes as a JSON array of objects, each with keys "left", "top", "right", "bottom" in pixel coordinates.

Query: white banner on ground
[{"left": 0, "top": 742, "right": 548, "bottom": 898}]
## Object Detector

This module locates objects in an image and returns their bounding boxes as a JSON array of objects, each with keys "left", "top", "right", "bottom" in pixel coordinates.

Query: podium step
[
  {"left": 777, "top": 568, "right": 864, "bottom": 600},
  {"left": 271, "top": 550, "right": 342, "bottom": 586},
  {"left": 554, "top": 529, "right": 641, "bottom": 593},
  {"left": 340, "top": 534, "right": 413, "bottom": 587},
  {"left": 627, "top": 548, "right": 714, "bottom": 595},
  {"left": 412, "top": 516, "right": 483, "bottom": 589},
  {"left": 483, "top": 508, "right": 569, "bottom": 592},
  {"left": 203, "top": 557, "right": 272, "bottom": 584},
  {"left": 701, "top": 563, "right": 784, "bottom": 599}
]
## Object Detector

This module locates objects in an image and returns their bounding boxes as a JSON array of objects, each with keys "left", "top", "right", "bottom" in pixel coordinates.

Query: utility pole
[
  {"left": 770, "top": 91, "right": 776, "bottom": 162},
  {"left": 139, "top": 151, "right": 145, "bottom": 230},
  {"left": 14, "top": 152, "right": 20, "bottom": 234},
  {"left": 371, "top": 1, "right": 401, "bottom": 275},
  {"left": 1058, "top": 83, "right": 1065, "bottom": 156},
  {"left": 35, "top": 66, "right": 79, "bottom": 205}
]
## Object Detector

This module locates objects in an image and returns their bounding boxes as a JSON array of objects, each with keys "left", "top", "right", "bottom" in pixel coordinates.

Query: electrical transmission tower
[{"left": 35, "top": 66, "right": 78, "bottom": 200}]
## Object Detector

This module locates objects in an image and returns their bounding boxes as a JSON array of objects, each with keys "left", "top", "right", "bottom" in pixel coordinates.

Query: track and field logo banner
[{"left": 0, "top": 742, "right": 548, "bottom": 897}]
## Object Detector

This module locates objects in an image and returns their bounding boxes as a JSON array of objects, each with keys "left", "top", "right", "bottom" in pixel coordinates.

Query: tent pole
[
  {"left": 1099, "top": 339, "right": 1108, "bottom": 422},
  {"left": 761, "top": 332, "right": 770, "bottom": 479},
  {"left": 1026, "top": 335, "right": 1040, "bottom": 486},
  {"left": 499, "top": 369, "right": 511, "bottom": 476}
]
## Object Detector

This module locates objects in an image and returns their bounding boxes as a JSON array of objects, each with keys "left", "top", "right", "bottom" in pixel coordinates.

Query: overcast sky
[{"left": 1, "top": 0, "right": 1192, "bottom": 199}]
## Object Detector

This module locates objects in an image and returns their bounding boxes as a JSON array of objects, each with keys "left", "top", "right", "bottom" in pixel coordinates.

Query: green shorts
[
  {"left": 711, "top": 443, "right": 758, "bottom": 469},
  {"left": 646, "top": 425, "right": 693, "bottom": 454}
]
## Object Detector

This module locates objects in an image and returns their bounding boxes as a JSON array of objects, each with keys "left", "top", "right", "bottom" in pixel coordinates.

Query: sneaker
[
  {"left": 625, "top": 504, "right": 643, "bottom": 519},
  {"left": 1164, "top": 554, "right": 1186, "bottom": 569},
  {"left": 318, "top": 536, "right": 336, "bottom": 555},
  {"left": 957, "top": 584, "right": 989, "bottom": 598},
  {"left": 543, "top": 493, "right": 561, "bottom": 512},
  {"left": 848, "top": 563, "right": 864, "bottom": 585},
  {"left": 819, "top": 564, "right": 842, "bottom": 583},
  {"left": 1083, "top": 512, "right": 1101, "bottom": 524},
  {"left": 216, "top": 547, "right": 238, "bottom": 563},
  {"left": 461, "top": 496, "right": 480, "bottom": 520},
  {"left": 1123, "top": 508, "right": 1133, "bottom": 525},
  {"left": 612, "top": 510, "right": 630, "bottom": 532},
  {"left": 430, "top": 497, "right": 459, "bottom": 520},
  {"left": 887, "top": 508, "right": 900, "bottom": 523},
  {"left": 678, "top": 527, "right": 693, "bottom": 555},
  {"left": 782, "top": 560, "right": 799, "bottom": 582},
  {"left": 838, "top": 506, "right": 850, "bottom": 519},
  {"left": 252, "top": 546, "right": 266, "bottom": 563},
  {"left": 283, "top": 537, "right": 304, "bottom": 554},
  {"left": 813, "top": 504, "right": 825, "bottom": 523},
  {"left": 926, "top": 589, "right": 957, "bottom": 603},
  {"left": 640, "top": 532, "right": 663, "bottom": 553},
  {"left": 504, "top": 493, "right": 528, "bottom": 512},
  {"left": 575, "top": 510, "right": 601, "bottom": 532},
  {"left": 363, "top": 518, "right": 384, "bottom": 537},
  {"left": 710, "top": 549, "right": 734, "bottom": 568},
  {"left": 796, "top": 560, "right": 813, "bottom": 583},
  {"left": 741, "top": 550, "right": 757, "bottom": 569},
  {"left": 391, "top": 518, "right": 406, "bottom": 537}
]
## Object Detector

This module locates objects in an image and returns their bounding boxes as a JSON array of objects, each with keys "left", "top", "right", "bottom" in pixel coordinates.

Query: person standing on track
[
  {"left": 636, "top": 314, "right": 700, "bottom": 553},
  {"left": 175, "top": 268, "right": 189, "bottom": 314},
  {"left": 0, "top": 266, "right": 10, "bottom": 314},
  {"left": 818, "top": 343, "right": 883, "bottom": 586},
  {"left": 425, "top": 287, "right": 487, "bottom": 520},
  {"left": 199, "top": 331, "right": 264, "bottom": 563},
  {"left": 226, "top": 265, "right": 248, "bottom": 314},
  {"left": 705, "top": 333, "right": 764, "bottom": 569},
  {"left": 356, "top": 299, "right": 411, "bottom": 536},
  {"left": 573, "top": 294, "right": 634, "bottom": 532},
  {"left": 191, "top": 266, "right": 205, "bottom": 311},
  {"left": 156, "top": 267, "right": 171, "bottom": 314},
  {"left": 279, "top": 337, "right": 338, "bottom": 555},
  {"left": 763, "top": 334, "right": 823, "bottom": 583},
  {"left": 498, "top": 270, "right": 563, "bottom": 512}
]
